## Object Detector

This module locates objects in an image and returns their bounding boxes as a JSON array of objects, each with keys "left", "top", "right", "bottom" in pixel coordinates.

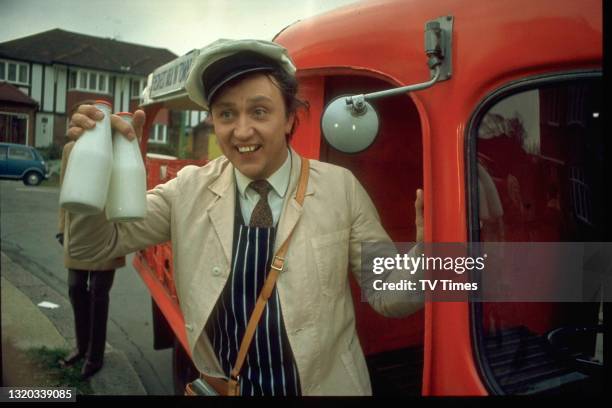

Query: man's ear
[{"left": 284, "top": 111, "right": 296, "bottom": 135}]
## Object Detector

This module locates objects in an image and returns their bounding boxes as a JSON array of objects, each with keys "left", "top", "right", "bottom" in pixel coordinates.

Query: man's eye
[
  {"left": 253, "top": 108, "right": 268, "bottom": 118},
  {"left": 219, "top": 111, "right": 233, "bottom": 120}
]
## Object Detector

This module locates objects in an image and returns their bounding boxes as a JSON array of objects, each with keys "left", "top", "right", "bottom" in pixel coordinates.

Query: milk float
[
  {"left": 59, "top": 100, "right": 113, "bottom": 214},
  {"left": 105, "top": 113, "right": 147, "bottom": 222}
]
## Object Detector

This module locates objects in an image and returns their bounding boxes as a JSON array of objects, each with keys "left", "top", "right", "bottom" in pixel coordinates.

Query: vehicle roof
[
  {"left": 275, "top": 0, "right": 601, "bottom": 90},
  {"left": 0, "top": 142, "right": 36, "bottom": 148}
]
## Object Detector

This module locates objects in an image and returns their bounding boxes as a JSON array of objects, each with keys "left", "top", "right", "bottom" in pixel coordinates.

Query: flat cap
[{"left": 185, "top": 38, "right": 297, "bottom": 109}]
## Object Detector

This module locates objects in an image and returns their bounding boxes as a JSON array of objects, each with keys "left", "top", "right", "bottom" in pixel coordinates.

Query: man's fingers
[
  {"left": 415, "top": 188, "right": 424, "bottom": 226},
  {"left": 66, "top": 126, "right": 84, "bottom": 140},
  {"left": 414, "top": 188, "right": 424, "bottom": 242},
  {"left": 110, "top": 114, "right": 136, "bottom": 140},
  {"left": 67, "top": 105, "right": 105, "bottom": 140},
  {"left": 75, "top": 104, "right": 105, "bottom": 121},
  {"left": 71, "top": 112, "right": 97, "bottom": 129},
  {"left": 131, "top": 110, "right": 146, "bottom": 141}
]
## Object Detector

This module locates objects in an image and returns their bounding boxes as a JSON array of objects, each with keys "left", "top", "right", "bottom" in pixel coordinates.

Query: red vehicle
[{"left": 136, "top": 0, "right": 605, "bottom": 395}]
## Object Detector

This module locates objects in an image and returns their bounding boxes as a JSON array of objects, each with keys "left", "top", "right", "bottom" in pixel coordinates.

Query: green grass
[
  {"left": 40, "top": 173, "right": 60, "bottom": 188},
  {"left": 23, "top": 347, "right": 94, "bottom": 395}
]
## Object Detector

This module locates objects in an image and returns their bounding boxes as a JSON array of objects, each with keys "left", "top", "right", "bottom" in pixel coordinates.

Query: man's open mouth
[{"left": 237, "top": 145, "right": 261, "bottom": 153}]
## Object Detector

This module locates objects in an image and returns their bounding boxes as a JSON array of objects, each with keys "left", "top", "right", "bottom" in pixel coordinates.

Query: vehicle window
[
  {"left": 0, "top": 145, "right": 7, "bottom": 160},
  {"left": 471, "top": 76, "right": 605, "bottom": 394},
  {"left": 8, "top": 146, "right": 34, "bottom": 160}
]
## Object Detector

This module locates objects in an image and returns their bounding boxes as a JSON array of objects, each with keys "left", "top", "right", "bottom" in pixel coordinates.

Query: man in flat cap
[{"left": 66, "top": 38, "right": 424, "bottom": 396}]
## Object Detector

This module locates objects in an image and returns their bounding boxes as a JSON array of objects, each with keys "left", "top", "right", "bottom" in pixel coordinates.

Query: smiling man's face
[{"left": 210, "top": 73, "right": 294, "bottom": 180}]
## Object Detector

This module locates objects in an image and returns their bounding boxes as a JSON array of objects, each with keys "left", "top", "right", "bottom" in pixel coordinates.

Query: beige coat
[
  {"left": 68, "top": 148, "right": 422, "bottom": 395},
  {"left": 59, "top": 141, "right": 125, "bottom": 270}
]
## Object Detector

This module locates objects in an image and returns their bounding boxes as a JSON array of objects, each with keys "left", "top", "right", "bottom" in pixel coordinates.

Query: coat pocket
[
  {"left": 339, "top": 336, "right": 370, "bottom": 395},
  {"left": 311, "top": 228, "right": 350, "bottom": 297}
]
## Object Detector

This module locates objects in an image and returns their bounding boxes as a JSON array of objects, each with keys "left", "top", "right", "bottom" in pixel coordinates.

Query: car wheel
[{"left": 23, "top": 172, "right": 42, "bottom": 186}]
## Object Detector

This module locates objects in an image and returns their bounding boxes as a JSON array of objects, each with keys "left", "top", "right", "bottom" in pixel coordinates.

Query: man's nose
[{"left": 233, "top": 115, "right": 254, "bottom": 139}]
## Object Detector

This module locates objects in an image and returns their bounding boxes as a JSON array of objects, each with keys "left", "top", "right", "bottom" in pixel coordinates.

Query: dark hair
[{"left": 209, "top": 68, "right": 309, "bottom": 141}]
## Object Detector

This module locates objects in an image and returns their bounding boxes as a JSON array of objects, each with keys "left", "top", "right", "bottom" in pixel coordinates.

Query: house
[{"left": 0, "top": 28, "right": 187, "bottom": 149}]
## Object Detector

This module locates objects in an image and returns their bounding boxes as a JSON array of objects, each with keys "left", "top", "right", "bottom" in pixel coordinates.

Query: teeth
[{"left": 238, "top": 146, "right": 258, "bottom": 153}]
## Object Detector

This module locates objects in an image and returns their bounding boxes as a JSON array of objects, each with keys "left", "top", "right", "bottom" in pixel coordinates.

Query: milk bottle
[
  {"left": 59, "top": 100, "right": 113, "bottom": 214},
  {"left": 105, "top": 113, "right": 147, "bottom": 222}
]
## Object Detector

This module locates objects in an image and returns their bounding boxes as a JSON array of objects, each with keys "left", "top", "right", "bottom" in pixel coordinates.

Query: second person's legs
[{"left": 81, "top": 269, "right": 115, "bottom": 379}]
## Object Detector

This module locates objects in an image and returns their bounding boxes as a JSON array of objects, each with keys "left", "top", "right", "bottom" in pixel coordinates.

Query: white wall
[
  {"left": 112, "top": 76, "right": 131, "bottom": 112},
  {"left": 55, "top": 65, "right": 66, "bottom": 114},
  {"left": 121, "top": 78, "right": 130, "bottom": 112},
  {"left": 43, "top": 65, "right": 55, "bottom": 112},
  {"left": 113, "top": 76, "right": 120, "bottom": 110},
  {"left": 31, "top": 64, "right": 43, "bottom": 105}
]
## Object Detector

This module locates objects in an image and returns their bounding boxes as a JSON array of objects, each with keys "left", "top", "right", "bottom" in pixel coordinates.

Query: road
[{"left": 0, "top": 179, "right": 174, "bottom": 395}]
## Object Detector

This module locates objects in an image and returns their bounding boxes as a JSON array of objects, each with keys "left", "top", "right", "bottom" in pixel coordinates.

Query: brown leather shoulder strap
[
  {"left": 295, "top": 157, "right": 309, "bottom": 205},
  {"left": 227, "top": 157, "right": 310, "bottom": 395}
]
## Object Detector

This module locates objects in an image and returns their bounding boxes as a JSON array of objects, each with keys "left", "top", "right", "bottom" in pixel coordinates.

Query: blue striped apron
[{"left": 204, "top": 195, "right": 301, "bottom": 396}]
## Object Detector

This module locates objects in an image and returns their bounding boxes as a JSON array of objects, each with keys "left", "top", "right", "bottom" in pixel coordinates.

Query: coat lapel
[
  {"left": 207, "top": 162, "right": 235, "bottom": 265},
  {"left": 274, "top": 149, "right": 313, "bottom": 253}
]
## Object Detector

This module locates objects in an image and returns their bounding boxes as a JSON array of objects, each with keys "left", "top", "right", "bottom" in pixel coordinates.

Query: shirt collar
[{"left": 234, "top": 148, "right": 292, "bottom": 199}]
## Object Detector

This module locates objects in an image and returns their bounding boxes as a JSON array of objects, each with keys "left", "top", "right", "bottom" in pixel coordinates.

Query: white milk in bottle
[
  {"left": 59, "top": 100, "right": 113, "bottom": 214},
  {"left": 105, "top": 113, "right": 147, "bottom": 222}
]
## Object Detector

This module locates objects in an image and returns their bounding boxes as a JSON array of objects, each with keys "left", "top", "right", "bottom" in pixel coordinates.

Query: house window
[
  {"left": 149, "top": 124, "right": 168, "bottom": 144},
  {"left": 131, "top": 79, "right": 145, "bottom": 99},
  {"left": 0, "top": 60, "right": 29, "bottom": 85},
  {"left": 89, "top": 73, "right": 97, "bottom": 90},
  {"left": 19, "top": 65, "right": 27, "bottom": 83},
  {"left": 69, "top": 71, "right": 77, "bottom": 88},
  {"left": 68, "top": 70, "right": 110, "bottom": 94},
  {"left": 79, "top": 72, "right": 87, "bottom": 89}
]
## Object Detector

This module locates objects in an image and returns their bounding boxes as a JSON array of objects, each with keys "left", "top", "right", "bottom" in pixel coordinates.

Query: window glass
[
  {"left": 0, "top": 145, "right": 7, "bottom": 160},
  {"left": 150, "top": 124, "right": 168, "bottom": 144},
  {"left": 149, "top": 125, "right": 158, "bottom": 143},
  {"left": 8, "top": 63, "right": 16, "bottom": 81},
  {"left": 149, "top": 123, "right": 167, "bottom": 143},
  {"left": 473, "top": 77, "right": 604, "bottom": 394},
  {"left": 0, "top": 62, "right": 5, "bottom": 80},
  {"left": 8, "top": 146, "right": 33, "bottom": 160},
  {"left": 99, "top": 75, "right": 106, "bottom": 92},
  {"left": 69, "top": 71, "right": 77, "bottom": 88},
  {"left": 131, "top": 80, "right": 140, "bottom": 97},
  {"left": 79, "top": 72, "right": 87, "bottom": 89},
  {"left": 89, "top": 73, "right": 97, "bottom": 90},
  {"left": 18, "top": 65, "right": 27, "bottom": 83}
]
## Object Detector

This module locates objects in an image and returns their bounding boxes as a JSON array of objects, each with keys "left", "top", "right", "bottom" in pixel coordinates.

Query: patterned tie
[{"left": 249, "top": 180, "right": 273, "bottom": 228}]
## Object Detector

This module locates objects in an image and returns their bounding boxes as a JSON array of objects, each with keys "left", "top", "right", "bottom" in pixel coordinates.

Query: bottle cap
[{"left": 94, "top": 100, "right": 112, "bottom": 108}]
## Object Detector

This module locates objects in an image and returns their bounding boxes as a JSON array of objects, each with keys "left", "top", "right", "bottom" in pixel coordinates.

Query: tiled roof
[
  {"left": 0, "top": 82, "right": 38, "bottom": 106},
  {"left": 0, "top": 29, "right": 177, "bottom": 76}
]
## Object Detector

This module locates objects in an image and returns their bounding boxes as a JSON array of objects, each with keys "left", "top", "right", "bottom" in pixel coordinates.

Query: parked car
[{"left": 0, "top": 142, "right": 50, "bottom": 186}]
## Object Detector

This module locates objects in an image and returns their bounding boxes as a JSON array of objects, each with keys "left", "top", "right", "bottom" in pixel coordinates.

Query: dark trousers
[{"left": 68, "top": 269, "right": 115, "bottom": 364}]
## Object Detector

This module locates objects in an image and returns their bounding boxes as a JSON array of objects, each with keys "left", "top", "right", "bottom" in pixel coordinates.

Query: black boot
[
  {"left": 60, "top": 270, "right": 91, "bottom": 368},
  {"left": 81, "top": 270, "right": 114, "bottom": 380}
]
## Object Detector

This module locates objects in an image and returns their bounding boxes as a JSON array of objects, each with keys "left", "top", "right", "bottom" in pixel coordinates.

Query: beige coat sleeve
[
  {"left": 346, "top": 171, "right": 424, "bottom": 318},
  {"left": 67, "top": 175, "right": 178, "bottom": 263}
]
